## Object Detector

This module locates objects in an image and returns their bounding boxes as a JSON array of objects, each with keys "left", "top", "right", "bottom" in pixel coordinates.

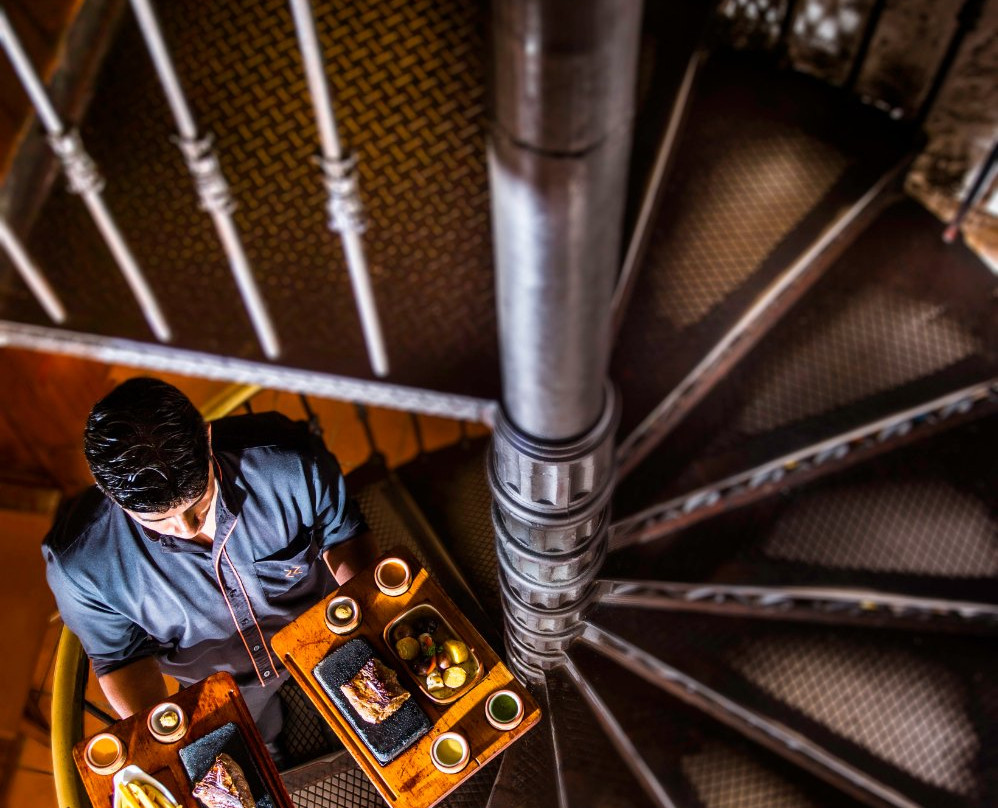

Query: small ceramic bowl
[
  {"left": 485, "top": 689, "right": 524, "bottom": 731},
  {"left": 374, "top": 557, "right": 412, "bottom": 596},
  {"left": 430, "top": 731, "right": 470, "bottom": 774},
  {"left": 84, "top": 733, "right": 127, "bottom": 775},
  {"left": 325, "top": 595, "right": 362, "bottom": 634},
  {"left": 147, "top": 702, "right": 188, "bottom": 743}
]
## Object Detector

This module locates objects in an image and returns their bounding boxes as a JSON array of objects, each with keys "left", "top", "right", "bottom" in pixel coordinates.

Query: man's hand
[
  {"left": 97, "top": 657, "right": 169, "bottom": 718},
  {"left": 322, "top": 530, "right": 378, "bottom": 585}
]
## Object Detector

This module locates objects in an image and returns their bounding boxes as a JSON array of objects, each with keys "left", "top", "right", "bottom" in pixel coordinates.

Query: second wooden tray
[{"left": 271, "top": 547, "right": 540, "bottom": 808}]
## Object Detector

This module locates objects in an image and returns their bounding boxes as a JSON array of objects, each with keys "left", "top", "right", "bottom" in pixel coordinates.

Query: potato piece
[
  {"left": 128, "top": 782, "right": 157, "bottom": 808},
  {"left": 118, "top": 783, "right": 142, "bottom": 808},
  {"left": 443, "top": 639, "right": 469, "bottom": 665},
  {"left": 443, "top": 666, "right": 467, "bottom": 689}
]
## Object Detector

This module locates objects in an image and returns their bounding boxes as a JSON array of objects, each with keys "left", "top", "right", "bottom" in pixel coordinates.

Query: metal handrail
[
  {"left": 51, "top": 628, "right": 88, "bottom": 808},
  {"left": 49, "top": 383, "right": 261, "bottom": 808}
]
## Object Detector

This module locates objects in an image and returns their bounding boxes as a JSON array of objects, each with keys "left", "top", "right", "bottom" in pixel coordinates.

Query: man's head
[{"left": 84, "top": 378, "right": 212, "bottom": 525}]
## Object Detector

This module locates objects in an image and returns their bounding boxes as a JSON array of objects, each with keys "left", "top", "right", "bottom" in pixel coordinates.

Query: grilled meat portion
[
  {"left": 341, "top": 658, "right": 411, "bottom": 724},
  {"left": 192, "top": 752, "right": 255, "bottom": 808}
]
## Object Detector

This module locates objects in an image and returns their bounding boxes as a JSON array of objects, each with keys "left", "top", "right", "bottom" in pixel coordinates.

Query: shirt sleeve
[
  {"left": 43, "top": 545, "right": 158, "bottom": 677},
  {"left": 306, "top": 433, "right": 367, "bottom": 554}
]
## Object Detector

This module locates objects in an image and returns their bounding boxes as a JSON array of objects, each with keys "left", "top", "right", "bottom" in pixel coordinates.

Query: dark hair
[{"left": 84, "top": 377, "right": 210, "bottom": 512}]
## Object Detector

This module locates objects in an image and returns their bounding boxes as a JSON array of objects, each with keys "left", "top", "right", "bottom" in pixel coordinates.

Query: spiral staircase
[{"left": 1, "top": 1, "right": 996, "bottom": 807}]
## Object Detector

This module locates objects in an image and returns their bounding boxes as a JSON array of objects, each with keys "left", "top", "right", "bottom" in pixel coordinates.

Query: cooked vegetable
[
  {"left": 415, "top": 654, "right": 436, "bottom": 675},
  {"left": 418, "top": 633, "right": 436, "bottom": 657},
  {"left": 425, "top": 671, "right": 445, "bottom": 691},
  {"left": 395, "top": 636, "right": 420, "bottom": 661},
  {"left": 395, "top": 623, "right": 414, "bottom": 639},
  {"left": 443, "top": 639, "right": 469, "bottom": 665},
  {"left": 442, "top": 667, "right": 467, "bottom": 689},
  {"left": 436, "top": 652, "right": 451, "bottom": 670}
]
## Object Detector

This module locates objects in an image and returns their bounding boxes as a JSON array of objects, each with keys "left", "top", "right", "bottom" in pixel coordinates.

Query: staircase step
[
  {"left": 612, "top": 48, "right": 915, "bottom": 445},
  {"left": 617, "top": 197, "right": 997, "bottom": 517},
  {"left": 584, "top": 607, "right": 997, "bottom": 807},
  {"left": 566, "top": 640, "right": 846, "bottom": 808},
  {"left": 394, "top": 440, "right": 501, "bottom": 622},
  {"left": 545, "top": 665, "right": 663, "bottom": 808},
  {"left": 608, "top": 415, "right": 998, "bottom": 602}
]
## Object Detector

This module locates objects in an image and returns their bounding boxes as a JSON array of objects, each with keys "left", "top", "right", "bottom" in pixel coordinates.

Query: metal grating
[
  {"left": 14, "top": 0, "right": 499, "bottom": 396},
  {"left": 395, "top": 442, "right": 501, "bottom": 619},
  {"left": 681, "top": 741, "right": 823, "bottom": 808},
  {"left": 643, "top": 114, "right": 847, "bottom": 330},
  {"left": 436, "top": 756, "right": 501, "bottom": 808},
  {"left": 546, "top": 666, "right": 658, "bottom": 808},
  {"left": 761, "top": 477, "right": 998, "bottom": 576},
  {"left": 279, "top": 678, "right": 342, "bottom": 768},
  {"left": 729, "top": 632, "right": 979, "bottom": 795},
  {"left": 354, "top": 477, "right": 435, "bottom": 573},
  {"left": 733, "top": 286, "right": 981, "bottom": 435},
  {"left": 288, "top": 762, "right": 384, "bottom": 808}
]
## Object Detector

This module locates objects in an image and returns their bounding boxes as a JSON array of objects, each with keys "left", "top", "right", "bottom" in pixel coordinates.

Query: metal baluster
[
  {"left": 0, "top": 10, "right": 171, "bottom": 342},
  {"left": 288, "top": 0, "right": 389, "bottom": 377},
  {"left": 0, "top": 217, "right": 66, "bottom": 323},
  {"left": 128, "top": 0, "right": 281, "bottom": 359}
]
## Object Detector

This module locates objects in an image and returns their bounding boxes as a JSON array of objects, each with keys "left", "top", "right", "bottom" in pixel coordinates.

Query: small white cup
[
  {"left": 84, "top": 733, "right": 127, "bottom": 775},
  {"left": 430, "top": 731, "right": 470, "bottom": 774},
  {"left": 325, "top": 595, "right": 362, "bottom": 634},
  {"left": 374, "top": 557, "right": 412, "bottom": 596},
  {"left": 485, "top": 689, "right": 524, "bottom": 731},
  {"left": 147, "top": 702, "right": 188, "bottom": 743}
]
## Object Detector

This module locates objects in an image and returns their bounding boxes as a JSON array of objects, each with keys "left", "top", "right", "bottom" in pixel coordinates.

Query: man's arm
[
  {"left": 322, "top": 529, "right": 378, "bottom": 585},
  {"left": 97, "top": 657, "right": 169, "bottom": 718}
]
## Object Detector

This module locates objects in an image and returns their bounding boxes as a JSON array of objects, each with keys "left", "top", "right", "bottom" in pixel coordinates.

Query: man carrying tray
[{"left": 43, "top": 377, "right": 376, "bottom": 759}]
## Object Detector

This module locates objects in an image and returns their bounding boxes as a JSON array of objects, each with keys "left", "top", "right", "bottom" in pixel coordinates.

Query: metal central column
[{"left": 486, "top": 0, "right": 643, "bottom": 680}]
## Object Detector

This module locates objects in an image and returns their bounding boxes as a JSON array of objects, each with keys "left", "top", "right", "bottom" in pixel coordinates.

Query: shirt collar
[{"left": 142, "top": 455, "right": 238, "bottom": 554}]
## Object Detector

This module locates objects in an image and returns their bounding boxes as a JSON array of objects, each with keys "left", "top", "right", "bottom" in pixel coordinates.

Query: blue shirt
[{"left": 43, "top": 412, "right": 365, "bottom": 714}]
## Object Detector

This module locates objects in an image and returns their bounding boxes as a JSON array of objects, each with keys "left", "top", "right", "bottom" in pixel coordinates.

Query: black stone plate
[
  {"left": 179, "top": 722, "right": 275, "bottom": 808},
  {"left": 313, "top": 636, "right": 431, "bottom": 765}
]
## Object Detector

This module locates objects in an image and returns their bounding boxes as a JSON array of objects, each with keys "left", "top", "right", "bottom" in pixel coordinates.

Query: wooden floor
[{"left": 0, "top": 345, "right": 490, "bottom": 808}]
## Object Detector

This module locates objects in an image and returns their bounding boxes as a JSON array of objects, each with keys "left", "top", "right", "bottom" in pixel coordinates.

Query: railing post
[
  {"left": 128, "top": 0, "right": 281, "bottom": 359},
  {"left": 288, "top": 0, "right": 390, "bottom": 378}
]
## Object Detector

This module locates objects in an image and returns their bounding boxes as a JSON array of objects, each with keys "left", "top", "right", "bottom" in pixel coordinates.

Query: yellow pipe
[
  {"left": 49, "top": 383, "right": 261, "bottom": 808},
  {"left": 51, "top": 627, "right": 88, "bottom": 808}
]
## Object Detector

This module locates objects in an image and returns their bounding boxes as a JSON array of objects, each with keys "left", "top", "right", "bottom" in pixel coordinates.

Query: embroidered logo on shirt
[{"left": 285, "top": 565, "right": 304, "bottom": 578}]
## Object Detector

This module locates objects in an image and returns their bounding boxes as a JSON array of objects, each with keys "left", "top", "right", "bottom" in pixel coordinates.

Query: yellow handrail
[
  {"left": 49, "top": 383, "right": 260, "bottom": 808},
  {"left": 51, "top": 628, "right": 87, "bottom": 808}
]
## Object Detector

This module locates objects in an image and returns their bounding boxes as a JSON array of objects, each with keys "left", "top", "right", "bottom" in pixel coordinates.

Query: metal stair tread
[
  {"left": 583, "top": 607, "right": 996, "bottom": 807},
  {"left": 615, "top": 197, "right": 997, "bottom": 518}
]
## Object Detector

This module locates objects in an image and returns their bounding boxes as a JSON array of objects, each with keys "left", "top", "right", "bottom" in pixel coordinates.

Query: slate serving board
[
  {"left": 179, "top": 722, "right": 276, "bottom": 808},
  {"left": 313, "top": 636, "right": 430, "bottom": 765}
]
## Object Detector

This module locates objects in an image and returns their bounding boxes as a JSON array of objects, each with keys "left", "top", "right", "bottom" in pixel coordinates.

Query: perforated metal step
[{"left": 617, "top": 198, "right": 998, "bottom": 517}]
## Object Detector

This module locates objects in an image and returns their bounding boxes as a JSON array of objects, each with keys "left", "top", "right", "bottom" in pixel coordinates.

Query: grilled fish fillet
[
  {"left": 341, "top": 658, "right": 410, "bottom": 724},
  {"left": 192, "top": 752, "right": 255, "bottom": 808}
]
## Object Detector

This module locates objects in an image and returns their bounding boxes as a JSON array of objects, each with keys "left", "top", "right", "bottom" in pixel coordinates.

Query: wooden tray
[
  {"left": 271, "top": 547, "right": 540, "bottom": 808},
  {"left": 72, "top": 672, "right": 293, "bottom": 808}
]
